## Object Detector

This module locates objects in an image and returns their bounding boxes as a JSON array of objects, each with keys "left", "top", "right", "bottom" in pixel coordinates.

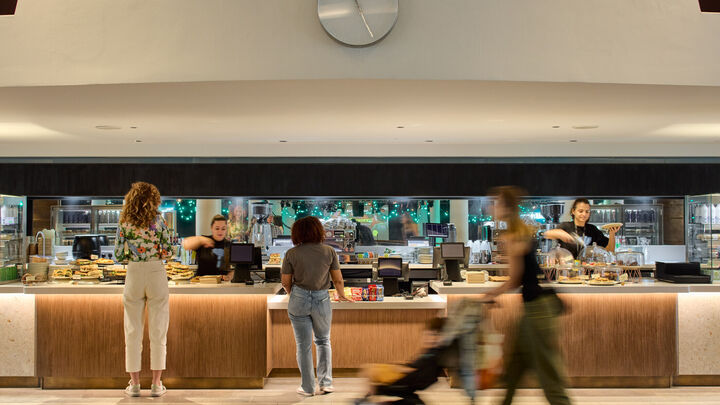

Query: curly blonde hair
[{"left": 120, "top": 182, "right": 161, "bottom": 228}]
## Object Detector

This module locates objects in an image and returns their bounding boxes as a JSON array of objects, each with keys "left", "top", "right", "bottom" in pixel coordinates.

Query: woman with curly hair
[{"left": 114, "top": 182, "right": 172, "bottom": 397}]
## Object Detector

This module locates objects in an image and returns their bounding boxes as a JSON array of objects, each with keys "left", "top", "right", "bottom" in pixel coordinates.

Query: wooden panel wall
[
  {"left": 270, "top": 309, "right": 442, "bottom": 369},
  {"left": 36, "top": 294, "right": 268, "bottom": 379},
  {"left": 447, "top": 293, "right": 677, "bottom": 378}
]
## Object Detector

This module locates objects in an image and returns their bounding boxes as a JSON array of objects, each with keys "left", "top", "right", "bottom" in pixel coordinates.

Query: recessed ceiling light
[
  {"left": 425, "top": 140, "right": 433, "bottom": 143},
  {"left": 279, "top": 140, "right": 288, "bottom": 143},
  {"left": 552, "top": 125, "right": 560, "bottom": 129},
  {"left": 95, "top": 125, "right": 121, "bottom": 130},
  {"left": 572, "top": 125, "right": 599, "bottom": 130},
  {"left": 130, "top": 126, "right": 137, "bottom": 129},
  {"left": 134, "top": 139, "right": 142, "bottom": 143},
  {"left": 569, "top": 139, "right": 578, "bottom": 143},
  {"left": 396, "top": 126, "right": 405, "bottom": 129}
]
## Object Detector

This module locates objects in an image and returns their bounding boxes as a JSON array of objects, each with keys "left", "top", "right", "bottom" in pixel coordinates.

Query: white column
[
  {"left": 196, "top": 199, "right": 222, "bottom": 236},
  {"left": 450, "top": 200, "right": 469, "bottom": 243}
]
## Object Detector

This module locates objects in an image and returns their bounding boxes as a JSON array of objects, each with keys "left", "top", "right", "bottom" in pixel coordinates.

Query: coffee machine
[
  {"left": 249, "top": 202, "right": 273, "bottom": 249},
  {"left": 539, "top": 203, "right": 565, "bottom": 252}
]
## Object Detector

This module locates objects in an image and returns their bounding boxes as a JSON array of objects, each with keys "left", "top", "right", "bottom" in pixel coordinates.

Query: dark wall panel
[{"left": 0, "top": 163, "right": 718, "bottom": 197}]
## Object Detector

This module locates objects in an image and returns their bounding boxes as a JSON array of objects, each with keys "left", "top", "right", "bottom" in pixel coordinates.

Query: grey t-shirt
[{"left": 281, "top": 243, "right": 340, "bottom": 291}]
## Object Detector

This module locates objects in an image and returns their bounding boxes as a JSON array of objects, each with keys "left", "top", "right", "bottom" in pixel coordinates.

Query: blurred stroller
[{"left": 355, "top": 298, "right": 503, "bottom": 405}]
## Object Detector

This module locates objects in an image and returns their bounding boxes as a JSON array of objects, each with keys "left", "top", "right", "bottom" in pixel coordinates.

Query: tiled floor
[{"left": 1, "top": 378, "right": 720, "bottom": 404}]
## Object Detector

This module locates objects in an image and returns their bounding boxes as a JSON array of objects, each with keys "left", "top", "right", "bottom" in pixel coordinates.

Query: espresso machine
[
  {"left": 249, "top": 202, "right": 273, "bottom": 249},
  {"left": 539, "top": 203, "right": 565, "bottom": 252}
]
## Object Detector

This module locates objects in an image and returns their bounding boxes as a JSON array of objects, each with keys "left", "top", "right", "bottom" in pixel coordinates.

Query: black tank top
[{"left": 521, "top": 242, "right": 543, "bottom": 302}]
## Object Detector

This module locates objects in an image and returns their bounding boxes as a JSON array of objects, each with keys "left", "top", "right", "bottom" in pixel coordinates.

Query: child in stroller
[
  {"left": 355, "top": 299, "right": 493, "bottom": 405},
  {"left": 355, "top": 317, "right": 448, "bottom": 405}
]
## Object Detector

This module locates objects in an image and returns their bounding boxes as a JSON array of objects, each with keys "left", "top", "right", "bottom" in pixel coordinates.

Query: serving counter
[
  {"left": 431, "top": 280, "right": 720, "bottom": 388},
  {"left": 1, "top": 281, "right": 281, "bottom": 389},
  {"left": 5, "top": 274, "right": 720, "bottom": 389}
]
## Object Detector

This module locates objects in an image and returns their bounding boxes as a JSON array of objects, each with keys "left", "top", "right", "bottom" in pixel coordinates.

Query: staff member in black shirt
[
  {"left": 544, "top": 198, "right": 621, "bottom": 258},
  {"left": 182, "top": 214, "right": 234, "bottom": 280}
]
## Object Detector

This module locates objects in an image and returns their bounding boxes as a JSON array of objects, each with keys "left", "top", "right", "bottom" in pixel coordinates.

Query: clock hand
[{"left": 354, "top": 0, "right": 374, "bottom": 39}]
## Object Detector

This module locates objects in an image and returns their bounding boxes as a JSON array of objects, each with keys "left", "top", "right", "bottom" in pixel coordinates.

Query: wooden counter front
[
  {"left": 445, "top": 293, "right": 677, "bottom": 387},
  {"left": 268, "top": 300, "right": 445, "bottom": 370},
  {"left": 36, "top": 294, "right": 270, "bottom": 388}
]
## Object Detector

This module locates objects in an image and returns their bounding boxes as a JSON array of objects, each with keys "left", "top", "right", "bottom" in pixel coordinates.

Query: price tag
[{"left": 72, "top": 274, "right": 82, "bottom": 281}]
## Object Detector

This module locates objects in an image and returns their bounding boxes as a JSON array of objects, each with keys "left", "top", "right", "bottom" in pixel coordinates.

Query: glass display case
[
  {"left": 620, "top": 204, "right": 663, "bottom": 245},
  {"left": 686, "top": 194, "right": 720, "bottom": 281},
  {"left": 51, "top": 205, "right": 93, "bottom": 246},
  {"left": 0, "top": 194, "right": 26, "bottom": 283},
  {"left": 589, "top": 204, "right": 663, "bottom": 245},
  {"left": 52, "top": 204, "right": 178, "bottom": 247}
]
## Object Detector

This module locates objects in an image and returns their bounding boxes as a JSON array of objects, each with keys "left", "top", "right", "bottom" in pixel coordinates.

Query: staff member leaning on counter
[
  {"left": 182, "top": 214, "right": 234, "bottom": 280},
  {"left": 544, "top": 198, "right": 621, "bottom": 258}
]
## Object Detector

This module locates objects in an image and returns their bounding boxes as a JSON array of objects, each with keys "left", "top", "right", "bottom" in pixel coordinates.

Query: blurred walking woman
[
  {"left": 114, "top": 182, "right": 172, "bottom": 397},
  {"left": 483, "top": 187, "right": 571, "bottom": 405},
  {"left": 281, "top": 216, "right": 351, "bottom": 396}
]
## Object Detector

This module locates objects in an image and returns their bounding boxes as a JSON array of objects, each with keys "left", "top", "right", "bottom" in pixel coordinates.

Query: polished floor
[{"left": 1, "top": 378, "right": 720, "bottom": 404}]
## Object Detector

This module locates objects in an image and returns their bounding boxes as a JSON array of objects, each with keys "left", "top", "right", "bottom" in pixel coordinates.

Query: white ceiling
[{"left": 1, "top": 79, "right": 719, "bottom": 157}]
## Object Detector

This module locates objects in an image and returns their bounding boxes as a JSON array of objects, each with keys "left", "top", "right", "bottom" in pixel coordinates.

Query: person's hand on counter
[{"left": 336, "top": 294, "right": 353, "bottom": 302}]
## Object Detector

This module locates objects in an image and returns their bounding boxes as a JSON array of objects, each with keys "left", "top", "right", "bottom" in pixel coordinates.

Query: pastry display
[
  {"left": 267, "top": 253, "right": 282, "bottom": 265},
  {"left": 557, "top": 275, "right": 583, "bottom": 284},
  {"left": 52, "top": 268, "right": 73, "bottom": 278},
  {"left": 72, "top": 259, "right": 92, "bottom": 266},
  {"left": 74, "top": 265, "right": 102, "bottom": 278},
  {"left": 94, "top": 258, "right": 114, "bottom": 265},
  {"left": 166, "top": 263, "right": 194, "bottom": 280}
]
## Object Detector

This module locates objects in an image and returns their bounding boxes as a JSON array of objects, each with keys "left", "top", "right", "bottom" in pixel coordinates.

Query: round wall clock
[{"left": 318, "top": 0, "right": 399, "bottom": 47}]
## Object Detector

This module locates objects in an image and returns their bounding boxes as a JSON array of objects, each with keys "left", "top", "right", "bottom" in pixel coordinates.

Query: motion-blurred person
[{"left": 482, "top": 186, "right": 571, "bottom": 405}]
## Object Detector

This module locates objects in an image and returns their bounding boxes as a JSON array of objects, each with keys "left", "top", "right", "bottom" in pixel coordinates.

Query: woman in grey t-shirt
[{"left": 281, "top": 216, "right": 351, "bottom": 396}]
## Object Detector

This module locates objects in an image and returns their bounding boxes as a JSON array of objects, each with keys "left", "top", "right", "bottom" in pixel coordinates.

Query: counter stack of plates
[{"left": 417, "top": 247, "right": 434, "bottom": 264}]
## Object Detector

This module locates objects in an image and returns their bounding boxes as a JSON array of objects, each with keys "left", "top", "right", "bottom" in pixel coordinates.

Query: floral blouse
[{"left": 114, "top": 215, "right": 172, "bottom": 262}]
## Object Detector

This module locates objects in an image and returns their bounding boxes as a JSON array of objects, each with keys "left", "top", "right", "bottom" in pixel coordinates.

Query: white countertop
[
  {"left": 264, "top": 263, "right": 506, "bottom": 270},
  {"left": 267, "top": 294, "right": 447, "bottom": 310},
  {"left": 430, "top": 280, "right": 720, "bottom": 295},
  {"left": 23, "top": 282, "right": 282, "bottom": 295},
  {"left": 0, "top": 282, "right": 24, "bottom": 293}
]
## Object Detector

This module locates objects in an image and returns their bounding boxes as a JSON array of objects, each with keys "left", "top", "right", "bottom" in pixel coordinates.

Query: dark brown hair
[
  {"left": 291, "top": 216, "right": 325, "bottom": 245},
  {"left": 211, "top": 214, "right": 227, "bottom": 227},
  {"left": 119, "top": 182, "right": 161, "bottom": 228},
  {"left": 570, "top": 198, "right": 591, "bottom": 219}
]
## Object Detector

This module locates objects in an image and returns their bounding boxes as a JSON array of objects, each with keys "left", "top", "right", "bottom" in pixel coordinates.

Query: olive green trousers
[{"left": 501, "top": 294, "right": 571, "bottom": 405}]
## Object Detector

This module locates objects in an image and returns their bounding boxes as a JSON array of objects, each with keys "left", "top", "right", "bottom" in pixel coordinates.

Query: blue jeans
[{"left": 287, "top": 286, "right": 333, "bottom": 394}]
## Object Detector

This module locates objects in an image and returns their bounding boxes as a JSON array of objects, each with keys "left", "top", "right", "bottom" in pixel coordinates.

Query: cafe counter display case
[
  {"left": 0, "top": 194, "right": 25, "bottom": 284},
  {"left": 686, "top": 194, "right": 720, "bottom": 281}
]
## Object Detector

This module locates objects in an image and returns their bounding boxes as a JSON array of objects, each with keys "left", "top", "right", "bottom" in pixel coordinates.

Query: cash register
[
  {"left": 378, "top": 257, "right": 403, "bottom": 296},
  {"left": 230, "top": 243, "right": 256, "bottom": 284},
  {"left": 440, "top": 242, "right": 465, "bottom": 282}
]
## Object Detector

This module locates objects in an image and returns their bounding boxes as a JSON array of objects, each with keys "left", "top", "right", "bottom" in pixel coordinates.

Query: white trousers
[{"left": 123, "top": 260, "right": 169, "bottom": 372}]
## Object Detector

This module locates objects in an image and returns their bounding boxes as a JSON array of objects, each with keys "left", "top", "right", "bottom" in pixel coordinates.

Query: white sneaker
[
  {"left": 296, "top": 386, "right": 314, "bottom": 396},
  {"left": 125, "top": 381, "right": 141, "bottom": 397},
  {"left": 320, "top": 385, "right": 335, "bottom": 393},
  {"left": 150, "top": 382, "right": 167, "bottom": 397}
]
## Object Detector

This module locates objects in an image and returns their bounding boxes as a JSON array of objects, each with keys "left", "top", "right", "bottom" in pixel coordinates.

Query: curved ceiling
[{"left": 1, "top": 79, "right": 719, "bottom": 157}]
